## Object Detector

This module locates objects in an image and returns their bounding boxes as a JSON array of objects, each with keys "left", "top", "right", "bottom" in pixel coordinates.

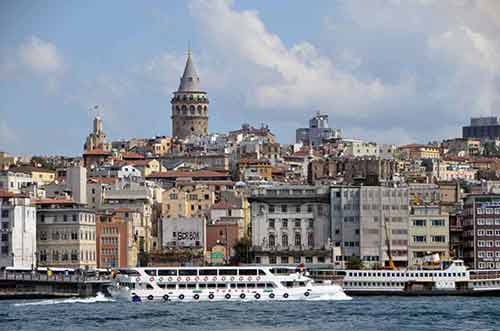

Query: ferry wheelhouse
[{"left": 108, "top": 266, "right": 350, "bottom": 302}]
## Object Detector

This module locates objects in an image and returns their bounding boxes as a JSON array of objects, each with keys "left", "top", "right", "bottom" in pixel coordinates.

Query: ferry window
[
  {"left": 230, "top": 284, "right": 237, "bottom": 288},
  {"left": 118, "top": 269, "right": 140, "bottom": 276},
  {"left": 146, "top": 284, "right": 154, "bottom": 289},
  {"left": 258, "top": 270, "right": 266, "bottom": 276},
  {"left": 257, "top": 283, "right": 266, "bottom": 288},
  {"left": 178, "top": 284, "right": 187, "bottom": 289},
  {"left": 237, "top": 283, "right": 246, "bottom": 289},
  {"left": 198, "top": 284, "right": 207, "bottom": 289},
  {"left": 239, "top": 269, "right": 257, "bottom": 276},
  {"left": 167, "top": 284, "right": 176, "bottom": 289},
  {"left": 219, "top": 269, "right": 237, "bottom": 276},
  {"left": 187, "top": 284, "right": 196, "bottom": 289},
  {"left": 281, "top": 281, "right": 294, "bottom": 288},
  {"left": 216, "top": 283, "right": 226, "bottom": 289},
  {"left": 158, "top": 269, "right": 177, "bottom": 276},
  {"left": 298, "top": 282, "right": 305, "bottom": 287},
  {"left": 266, "top": 283, "right": 275, "bottom": 288},
  {"left": 158, "top": 284, "right": 166, "bottom": 289},
  {"left": 144, "top": 269, "right": 157, "bottom": 276},
  {"left": 207, "top": 284, "right": 216, "bottom": 289},
  {"left": 199, "top": 269, "right": 218, "bottom": 276},
  {"left": 247, "top": 283, "right": 256, "bottom": 288},
  {"left": 179, "top": 269, "right": 197, "bottom": 276}
]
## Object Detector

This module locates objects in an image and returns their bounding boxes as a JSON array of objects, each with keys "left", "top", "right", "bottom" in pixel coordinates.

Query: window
[
  {"left": 282, "top": 219, "right": 288, "bottom": 228},
  {"left": 413, "top": 236, "right": 426, "bottom": 243},
  {"left": 294, "top": 219, "right": 301, "bottom": 228},
  {"left": 295, "top": 205, "right": 301, "bottom": 213},
  {"left": 179, "top": 269, "right": 197, "bottom": 276},
  {"left": 268, "top": 219, "right": 275, "bottom": 229},
  {"left": 432, "top": 236, "right": 446, "bottom": 243},
  {"left": 1, "top": 210, "right": 8, "bottom": 218},
  {"left": 307, "top": 232, "right": 314, "bottom": 247},
  {"left": 269, "top": 234, "right": 275, "bottom": 247},
  {"left": 281, "top": 205, "right": 287, "bottom": 213},
  {"left": 413, "top": 219, "right": 426, "bottom": 226},
  {"left": 218, "top": 269, "right": 237, "bottom": 276},
  {"left": 158, "top": 269, "right": 177, "bottom": 276},
  {"left": 295, "top": 233, "right": 301, "bottom": 246},
  {"left": 282, "top": 234, "right": 288, "bottom": 247},
  {"left": 1, "top": 233, "right": 8, "bottom": 242},
  {"left": 431, "top": 219, "right": 445, "bottom": 226}
]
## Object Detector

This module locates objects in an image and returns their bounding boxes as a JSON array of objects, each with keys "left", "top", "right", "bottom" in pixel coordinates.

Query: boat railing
[{"left": 0, "top": 271, "right": 111, "bottom": 283}]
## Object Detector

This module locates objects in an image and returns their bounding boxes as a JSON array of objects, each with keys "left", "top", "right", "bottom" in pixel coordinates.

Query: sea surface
[{"left": 1, "top": 294, "right": 500, "bottom": 331}]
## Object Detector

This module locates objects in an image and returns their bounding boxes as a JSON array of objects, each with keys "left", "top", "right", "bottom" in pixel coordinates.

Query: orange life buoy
[
  {"left": 212, "top": 276, "right": 217, "bottom": 281},
  {"left": 136, "top": 277, "right": 141, "bottom": 282},
  {"left": 159, "top": 277, "right": 163, "bottom": 282},
  {"left": 186, "top": 277, "right": 190, "bottom": 282},
  {"left": 230, "top": 276, "right": 235, "bottom": 281},
  {"left": 149, "top": 277, "right": 155, "bottom": 282},
  {"left": 177, "top": 276, "right": 181, "bottom": 281},
  {"left": 221, "top": 276, "right": 226, "bottom": 281},
  {"left": 239, "top": 276, "right": 244, "bottom": 281},
  {"left": 204, "top": 276, "right": 209, "bottom": 281},
  {"left": 256, "top": 276, "right": 261, "bottom": 281},
  {"left": 248, "top": 276, "right": 252, "bottom": 281},
  {"left": 195, "top": 276, "right": 200, "bottom": 281},
  {"left": 168, "top": 277, "right": 173, "bottom": 282}
]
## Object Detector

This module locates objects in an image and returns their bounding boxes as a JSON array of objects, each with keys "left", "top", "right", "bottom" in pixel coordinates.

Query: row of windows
[
  {"left": 268, "top": 256, "right": 317, "bottom": 264},
  {"left": 412, "top": 219, "right": 446, "bottom": 227},
  {"left": 477, "top": 229, "right": 500, "bottom": 236},
  {"left": 477, "top": 219, "right": 500, "bottom": 225},
  {"left": 346, "top": 282, "right": 404, "bottom": 287},
  {"left": 267, "top": 204, "right": 322, "bottom": 214},
  {"left": 413, "top": 235, "right": 446, "bottom": 243},
  {"left": 143, "top": 268, "right": 267, "bottom": 277},
  {"left": 477, "top": 251, "right": 500, "bottom": 258},
  {"left": 39, "top": 230, "right": 95, "bottom": 241},
  {"left": 39, "top": 214, "right": 95, "bottom": 223},
  {"left": 268, "top": 219, "right": 313, "bottom": 229},
  {"left": 101, "top": 237, "right": 118, "bottom": 245},
  {"left": 39, "top": 249, "right": 96, "bottom": 262},
  {"left": 477, "top": 240, "right": 500, "bottom": 247},
  {"left": 155, "top": 282, "right": 276, "bottom": 290},
  {"left": 267, "top": 233, "right": 314, "bottom": 247},
  {"left": 348, "top": 271, "right": 466, "bottom": 278}
]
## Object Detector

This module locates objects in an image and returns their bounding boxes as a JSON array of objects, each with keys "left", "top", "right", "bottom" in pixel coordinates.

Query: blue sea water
[{"left": 1, "top": 295, "right": 500, "bottom": 331}]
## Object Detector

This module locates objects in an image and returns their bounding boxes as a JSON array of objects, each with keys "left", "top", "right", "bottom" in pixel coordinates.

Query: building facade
[
  {"left": 171, "top": 51, "right": 209, "bottom": 139},
  {"left": 463, "top": 116, "right": 500, "bottom": 140},
  {"left": 408, "top": 205, "right": 449, "bottom": 267},
  {"left": 36, "top": 200, "right": 97, "bottom": 268},
  {"left": 0, "top": 192, "right": 36, "bottom": 269},
  {"left": 249, "top": 185, "right": 333, "bottom": 265}
]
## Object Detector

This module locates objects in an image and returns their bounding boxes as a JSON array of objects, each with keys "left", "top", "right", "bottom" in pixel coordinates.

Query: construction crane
[{"left": 384, "top": 220, "right": 396, "bottom": 270}]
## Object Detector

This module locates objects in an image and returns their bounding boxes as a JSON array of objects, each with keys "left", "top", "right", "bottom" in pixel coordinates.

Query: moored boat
[{"left": 108, "top": 266, "right": 350, "bottom": 302}]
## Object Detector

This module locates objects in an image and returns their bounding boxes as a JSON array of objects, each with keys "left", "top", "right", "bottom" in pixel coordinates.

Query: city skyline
[{"left": 1, "top": 0, "right": 500, "bottom": 155}]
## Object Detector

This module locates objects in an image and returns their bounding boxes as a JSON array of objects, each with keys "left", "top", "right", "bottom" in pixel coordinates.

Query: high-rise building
[
  {"left": 296, "top": 112, "right": 342, "bottom": 146},
  {"left": 463, "top": 116, "right": 500, "bottom": 140},
  {"left": 171, "top": 50, "right": 209, "bottom": 139}
]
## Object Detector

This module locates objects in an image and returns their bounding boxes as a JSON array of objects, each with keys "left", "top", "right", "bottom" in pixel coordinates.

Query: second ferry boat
[{"left": 108, "top": 266, "right": 350, "bottom": 302}]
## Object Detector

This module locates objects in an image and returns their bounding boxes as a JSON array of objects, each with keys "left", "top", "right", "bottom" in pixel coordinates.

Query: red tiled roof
[
  {"left": 147, "top": 171, "right": 229, "bottom": 178},
  {"left": 121, "top": 152, "right": 145, "bottom": 159},
  {"left": 0, "top": 191, "right": 26, "bottom": 198},
  {"left": 88, "top": 177, "right": 117, "bottom": 184},
  {"left": 33, "top": 198, "right": 75, "bottom": 205},
  {"left": 83, "top": 149, "right": 112, "bottom": 156},
  {"left": 126, "top": 159, "right": 152, "bottom": 166}
]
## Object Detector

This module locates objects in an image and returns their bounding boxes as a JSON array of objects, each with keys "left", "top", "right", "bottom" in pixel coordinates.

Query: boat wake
[
  {"left": 307, "top": 293, "right": 352, "bottom": 301},
  {"left": 13, "top": 292, "right": 114, "bottom": 306}
]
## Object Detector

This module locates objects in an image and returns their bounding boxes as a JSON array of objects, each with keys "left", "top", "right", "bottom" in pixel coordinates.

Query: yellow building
[
  {"left": 11, "top": 166, "right": 56, "bottom": 187},
  {"left": 399, "top": 144, "right": 441, "bottom": 160},
  {"left": 238, "top": 159, "right": 273, "bottom": 181},
  {"left": 127, "top": 159, "right": 161, "bottom": 177},
  {"left": 162, "top": 185, "right": 215, "bottom": 219}
]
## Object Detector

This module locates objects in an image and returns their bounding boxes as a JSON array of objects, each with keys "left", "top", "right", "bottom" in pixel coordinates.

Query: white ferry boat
[
  {"left": 108, "top": 266, "right": 350, "bottom": 302},
  {"left": 312, "top": 260, "right": 500, "bottom": 296}
]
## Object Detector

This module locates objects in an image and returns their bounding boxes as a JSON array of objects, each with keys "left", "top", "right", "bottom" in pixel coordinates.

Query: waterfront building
[
  {"left": 296, "top": 113, "right": 342, "bottom": 146},
  {"left": 330, "top": 186, "right": 410, "bottom": 268},
  {"left": 96, "top": 212, "right": 137, "bottom": 268},
  {"left": 0, "top": 192, "right": 36, "bottom": 269},
  {"left": 408, "top": 205, "right": 449, "bottom": 267},
  {"left": 463, "top": 116, "right": 500, "bottom": 140},
  {"left": 35, "top": 199, "right": 97, "bottom": 269},
  {"left": 463, "top": 194, "right": 500, "bottom": 269},
  {"left": 171, "top": 50, "right": 209, "bottom": 139},
  {"left": 249, "top": 185, "right": 333, "bottom": 265}
]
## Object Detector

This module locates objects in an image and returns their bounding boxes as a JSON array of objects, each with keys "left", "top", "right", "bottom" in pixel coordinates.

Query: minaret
[{"left": 170, "top": 50, "right": 209, "bottom": 139}]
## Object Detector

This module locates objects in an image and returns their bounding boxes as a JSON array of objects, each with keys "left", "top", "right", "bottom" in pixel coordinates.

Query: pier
[{"left": 0, "top": 271, "right": 111, "bottom": 300}]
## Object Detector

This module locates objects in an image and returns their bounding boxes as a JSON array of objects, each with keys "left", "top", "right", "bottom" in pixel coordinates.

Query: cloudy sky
[{"left": 1, "top": 0, "right": 500, "bottom": 156}]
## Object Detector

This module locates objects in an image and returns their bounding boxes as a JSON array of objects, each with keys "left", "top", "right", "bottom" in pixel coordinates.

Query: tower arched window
[
  {"left": 183, "top": 95, "right": 187, "bottom": 101},
  {"left": 190, "top": 105, "right": 195, "bottom": 114},
  {"left": 197, "top": 105, "right": 202, "bottom": 114},
  {"left": 295, "top": 233, "right": 301, "bottom": 247},
  {"left": 204, "top": 105, "right": 207, "bottom": 111},
  {"left": 189, "top": 95, "right": 193, "bottom": 100},
  {"left": 182, "top": 105, "right": 187, "bottom": 115}
]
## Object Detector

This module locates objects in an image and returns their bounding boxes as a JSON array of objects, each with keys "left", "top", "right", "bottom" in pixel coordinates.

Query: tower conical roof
[{"left": 178, "top": 51, "right": 201, "bottom": 92}]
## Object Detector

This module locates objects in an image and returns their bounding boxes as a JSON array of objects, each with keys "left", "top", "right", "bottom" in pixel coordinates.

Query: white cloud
[{"left": 18, "top": 36, "right": 63, "bottom": 74}]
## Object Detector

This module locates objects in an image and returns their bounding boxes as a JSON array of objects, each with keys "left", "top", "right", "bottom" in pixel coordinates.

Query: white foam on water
[
  {"left": 13, "top": 292, "right": 114, "bottom": 306},
  {"left": 307, "top": 292, "right": 352, "bottom": 301}
]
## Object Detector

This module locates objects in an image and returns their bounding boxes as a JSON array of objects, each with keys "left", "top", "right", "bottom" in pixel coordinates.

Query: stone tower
[
  {"left": 171, "top": 50, "right": 209, "bottom": 139},
  {"left": 84, "top": 114, "right": 109, "bottom": 151}
]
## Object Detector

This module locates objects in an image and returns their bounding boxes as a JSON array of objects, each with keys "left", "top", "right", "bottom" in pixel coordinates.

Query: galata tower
[{"left": 171, "top": 50, "right": 209, "bottom": 139}]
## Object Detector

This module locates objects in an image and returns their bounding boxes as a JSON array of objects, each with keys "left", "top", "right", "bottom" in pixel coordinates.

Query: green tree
[
  {"left": 232, "top": 237, "right": 254, "bottom": 264},
  {"left": 346, "top": 256, "right": 364, "bottom": 270}
]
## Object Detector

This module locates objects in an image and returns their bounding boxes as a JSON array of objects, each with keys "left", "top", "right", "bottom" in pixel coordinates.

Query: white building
[
  {"left": 0, "top": 192, "right": 37, "bottom": 269},
  {"left": 0, "top": 171, "right": 33, "bottom": 193},
  {"left": 342, "top": 139, "right": 379, "bottom": 158}
]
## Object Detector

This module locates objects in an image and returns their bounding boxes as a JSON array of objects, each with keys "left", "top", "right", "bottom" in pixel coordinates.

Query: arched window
[
  {"left": 190, "top": 105, "right": 195, "bottom": 114},
  {"left": 295, "top": 233, "right": 301, "bottom": 246},
  {"left": 269, "top": 234, "right": 275, "bottom": 247},
  {"left": 282, "top": 234, "right": 288, "bottom": 247},
  {"left": 204, "top": 105, "right": 207, "bottom": 111},
  {"left": 308, "top": 232, "right": 314, "bottom": 247},
  {"left": 53, "top": 250, "right": 59, "bottom": 261},
  {"left": 197, "top": 105, "right": 202, "bottom": 114},
  {"left": 182, "top": 105, "right": 187, "bottom": 114}
]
